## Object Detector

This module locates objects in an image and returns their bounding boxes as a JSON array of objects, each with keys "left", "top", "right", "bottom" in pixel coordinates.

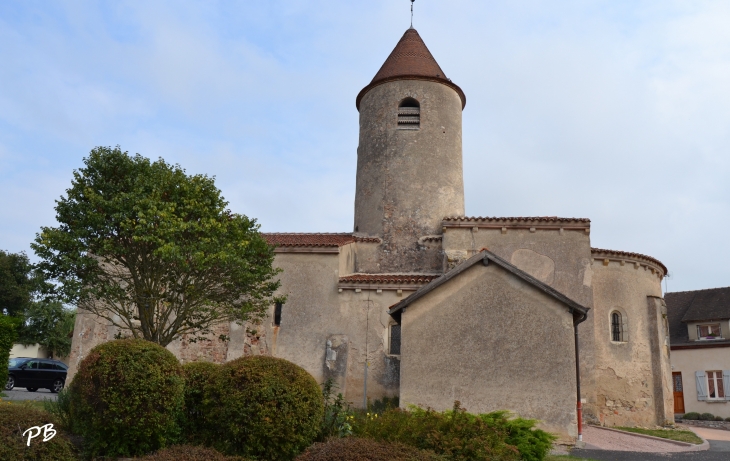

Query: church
[{"left": 67, "top": 27, "right": 674, "bottom": 441}]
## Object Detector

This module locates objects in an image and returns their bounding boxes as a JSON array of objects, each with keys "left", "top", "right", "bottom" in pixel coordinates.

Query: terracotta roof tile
[
  {"left": 590, "top": 248, "right": 667, "bottom": 274},
  {"left": 339, "top": 274, "right": 440, "bottom": 284},
  {"left": 443, "top": 216, "right": 591, "bottom": 223},
  {"left": 264, "top": 233, "right": 379, "bottom": 248},
  {"left": 357, "top": 28, "right": 465, "bottom": 109}
]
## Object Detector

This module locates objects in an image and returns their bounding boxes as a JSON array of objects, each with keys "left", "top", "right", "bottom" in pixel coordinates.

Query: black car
[{"left": 6, "top": 357, "right": 68, "bottom": 393}]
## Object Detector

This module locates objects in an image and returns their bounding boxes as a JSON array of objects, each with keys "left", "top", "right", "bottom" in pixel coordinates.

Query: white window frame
[
  {"left": 697, "top": 323, "right": 722, "bottom": 340},
  {"left": 706, "top": 371, "right": 726, "bottom": 400}
]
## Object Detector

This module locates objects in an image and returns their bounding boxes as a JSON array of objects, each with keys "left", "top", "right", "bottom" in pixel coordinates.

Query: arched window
[
  {"left": 611, "top": 311, "right": 627, "bottom": 342},
  {"left": 398, "top": 98, "right": 420, "bottom": 130}
]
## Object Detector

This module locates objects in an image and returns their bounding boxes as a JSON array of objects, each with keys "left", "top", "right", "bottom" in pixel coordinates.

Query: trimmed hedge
[
  {"left": 683, "top": 412, "right": 700, "bottom": 420},
  {"left": 139, "top": 444, "right": 252, "bottom": 461},
  {"left": 0, "top": 315, "right": 20, "bottom": 390},
  {"left": 69, "top": 338, "right": 184, "bottom": 458},
  {"left": 296, "top": 437, "right": 446, "bottom": 461},
  {"left": 204, "top": 356, "right": 324, "bottom": 460},
  {"left": 181, "top": 361, "right": 219, "bottom": 442},
  {"left": 0, "top": 401, "right": 77, "bottom": 461},
  {"left": 699, "top": 412, "right": 715, "bottom": 421}
]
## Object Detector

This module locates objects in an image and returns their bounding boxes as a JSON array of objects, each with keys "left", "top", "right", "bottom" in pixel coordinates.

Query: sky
[{"left": 1, "top": 1, "right": 729, "bottom": 293}]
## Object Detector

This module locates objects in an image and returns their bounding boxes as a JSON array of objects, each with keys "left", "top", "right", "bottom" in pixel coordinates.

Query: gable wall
[{"left": 399, "top": 262, "right": 578, "bottom": 441}]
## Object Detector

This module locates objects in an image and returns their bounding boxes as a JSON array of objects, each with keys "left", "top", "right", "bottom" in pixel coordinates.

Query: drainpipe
[{"left": 574, "top": 311, "right": 588, "bottom": 442}]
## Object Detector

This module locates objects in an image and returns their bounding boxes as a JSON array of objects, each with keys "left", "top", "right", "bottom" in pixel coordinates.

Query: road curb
[{"left": 587, "top": 425, "right": 709, "bottom": 451}]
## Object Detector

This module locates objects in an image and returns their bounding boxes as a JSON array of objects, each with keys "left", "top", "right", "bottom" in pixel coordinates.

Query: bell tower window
[{"left": 397, "top": 98, "right": 420, "bottom": 130}]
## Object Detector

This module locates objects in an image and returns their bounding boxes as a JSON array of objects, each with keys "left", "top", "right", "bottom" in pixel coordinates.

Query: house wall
[
  {"left": 442, "top": 225, "right": 597, "bottom": 422},
  {"left": 263, "top": 251, "right": 401, "bottom": 407},
  {"left": 590, "top": 257, "right": 673, "bottom": 426},
  {"left": 9, "top": 343, "right": 70, "bottom": 364},
  {"left": 354, "top": 80, "right": 464, "bottom": 273},
  {"left": 671, "top": 348, "right": 730, "bottom": 418},
  {"left": 399, "top": 262, "right": 578, "bottom": 442}
]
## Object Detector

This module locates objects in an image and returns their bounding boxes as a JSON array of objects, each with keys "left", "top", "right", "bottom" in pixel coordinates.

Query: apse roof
[{"left": 356, "top": 28, "right": 466, "bottom": 110}]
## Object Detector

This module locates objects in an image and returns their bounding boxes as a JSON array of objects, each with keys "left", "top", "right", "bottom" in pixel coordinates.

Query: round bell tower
[{"left": 354, "top": 28, "right": 466, "bottom": 273}]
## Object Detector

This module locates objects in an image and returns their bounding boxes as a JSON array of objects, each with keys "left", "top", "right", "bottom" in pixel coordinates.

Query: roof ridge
[{"left": 667, "top": 286, "right": 730, "bottom": 295}]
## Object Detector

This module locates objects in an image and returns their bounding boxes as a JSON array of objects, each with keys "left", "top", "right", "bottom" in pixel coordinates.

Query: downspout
[{"left": 573, "top": 310, "right": 588, "bottom": 442}]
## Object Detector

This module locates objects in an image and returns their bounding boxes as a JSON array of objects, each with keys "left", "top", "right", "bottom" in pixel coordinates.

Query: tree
[
  {"left": 32, "top": 146, "right": 281, "bottom": 347},
  {"left": 16, "top": 301, "right": 76, "bottom": 358},
  {"left": 0, "top": 250, "right": 36, "bottom": 317}
]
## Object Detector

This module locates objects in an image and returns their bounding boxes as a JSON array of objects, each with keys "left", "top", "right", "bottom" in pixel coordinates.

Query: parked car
[{"left": 5, "top": 357, "right": 68, "bottom": 393}]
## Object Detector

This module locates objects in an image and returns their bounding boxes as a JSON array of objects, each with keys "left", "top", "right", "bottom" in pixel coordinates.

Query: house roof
[
  {"left": 443, "top": 216, "right": 591, "bottom": 223},
  {"left": 666, "top": 287, "right": 730, "bottom": 348},
  {"left": 263, "top": 233, "right": 379, "bottom": 248},
  {"left": 388, "top": 249, "right": 589, "bottom": 319},
  {"left": 339, "top": 274, "right": 440, "bottom": 284},
  {"left": 591, "top": 248, "right": 667, "bottom": 275},
  {"left": 356, "top": 28, "right": 466, "bottom": 110}
]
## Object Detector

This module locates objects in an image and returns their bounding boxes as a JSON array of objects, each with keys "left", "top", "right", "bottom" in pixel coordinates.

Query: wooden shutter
[
  {"left": 723, "top": 371, "right": 730, "bottom": 401},
  {"left": 696, "top": 371, "right": 708, "bottom": 401}
]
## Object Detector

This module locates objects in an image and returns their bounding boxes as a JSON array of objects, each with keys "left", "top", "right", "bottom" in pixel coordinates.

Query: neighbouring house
[
  {"left": 666, "top": 287, "right": 730, "bottom": 418},
  {"left": 9, "top": 343, "right": 69, "bottom": 365},
  {"left": 66, "top": 26, "right": 675, "bottom": 442}
]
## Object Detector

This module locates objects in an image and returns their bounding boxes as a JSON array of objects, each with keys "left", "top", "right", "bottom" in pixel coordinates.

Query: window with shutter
[
  {"left": 397, "top": 98, "right": 420, "bottom": 130},
  {"left": 696, "top": 371, "right": 708, "bottom": 401}
]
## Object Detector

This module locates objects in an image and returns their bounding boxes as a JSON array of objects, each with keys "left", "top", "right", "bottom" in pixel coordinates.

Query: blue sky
[{"left": 1, "top": 1, "right": 729, "bottom": 292}]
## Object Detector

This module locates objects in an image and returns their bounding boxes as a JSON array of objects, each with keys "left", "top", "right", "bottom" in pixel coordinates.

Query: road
[{"left": 2, "top": 387, "right": 58, "bottom": 401}]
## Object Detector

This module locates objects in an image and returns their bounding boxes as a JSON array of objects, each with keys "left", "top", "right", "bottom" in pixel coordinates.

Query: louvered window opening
[{"left": 398, "top": 107, "right": 420, "bottom": 130}]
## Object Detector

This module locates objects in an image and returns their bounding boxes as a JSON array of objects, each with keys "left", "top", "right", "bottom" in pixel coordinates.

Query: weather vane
[{"left": 410, "top": 0, "right": 415, "bottom": 28}]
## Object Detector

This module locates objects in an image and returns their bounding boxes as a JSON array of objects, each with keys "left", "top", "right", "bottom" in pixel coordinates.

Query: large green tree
[
  {"left": 0, "top": 250, "right": 36, "bottom": 317},
  {"left": 32, "top": 146, "right": 280, "bottom": 347},
  {"left": 17, "top": 301, "right": 75, "bottom": 358}
]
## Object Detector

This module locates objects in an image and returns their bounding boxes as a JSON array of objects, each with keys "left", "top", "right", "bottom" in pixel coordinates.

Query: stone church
[{"left": 67, "top": 27, "right": 674, "bottom": 441}]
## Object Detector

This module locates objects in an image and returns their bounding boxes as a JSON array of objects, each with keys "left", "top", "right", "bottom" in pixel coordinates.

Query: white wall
[{"left": 672, "top": 347, "right": 730, "bottom": 418}]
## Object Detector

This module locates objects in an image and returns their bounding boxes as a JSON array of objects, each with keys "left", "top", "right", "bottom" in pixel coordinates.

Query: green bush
[
  {"left": 69, "top": 338, "right": 184, "bottom": 458},
  {"left": 0, "top": 316, "right": 20, "bottom": 389},
  {"left": 715, "top": 416, "right": 725, "bottom": 421},
  {"left": 138, "top": 444, "right": 251, "bottom": 460},
  {"left": 699, "top": 412, "right": 715, "bottom": 421},
  {"left": 181, "top": 361, "right": 219, "bottom": 442},
  {"left": 352, "top": 401, "right": 549, "bottom": 461},
  {"left": 319, "top": 378, "right": 354, "bottom": 441},
  {"left": 296, "top": 437, "right": 446, "bottom": 461},
  {"left": 43, "top": 387, "right": 73, "bottom": 432},
  {"left": 725, "top": 417, "right": 730, "bottom": 422},
  {"left": 683, "top": 412, "right": 700, "bottom": 420},
  {"left": 204, "top": 356, "right": 324, "bottom": 460},
  {"left": 0, "top": 401, "right": 78, "bottom": 461}
]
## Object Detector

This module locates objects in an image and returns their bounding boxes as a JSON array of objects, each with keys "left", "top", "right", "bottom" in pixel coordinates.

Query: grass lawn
[
  {"left": 4, "top": 399, "right": 49, "bottom": 412},
  {"left": 614, "top": 426, "right": 703, "bottom": 444}
]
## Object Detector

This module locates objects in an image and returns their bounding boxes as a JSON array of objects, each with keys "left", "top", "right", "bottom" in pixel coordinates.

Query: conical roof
[{"left": 356, "top": 28, "right": 465, "bottom": 110}]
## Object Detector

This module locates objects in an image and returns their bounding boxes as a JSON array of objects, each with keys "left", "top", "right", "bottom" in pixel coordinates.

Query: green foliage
[
  {"left": 43, "top": 387, "right": 73, "bottom": 432},
  {"left": 204, "top": 356, "right": 324, "bottom": 460},
  {"left": 614, "top": 426, "right": 703, "bottom": 445},
  {"left": 69, "top": 338, "right": 184, "bottom": 458},
  {"left": 0, "top": 250, "right": 37, "bottom": 317},
  {"left": 138, "top": 444, "right": 252, "bottom": 461},
  {"left": 181, "top": 361, "right": 219, "bottom": 442},
  {"left": 0, "top": 315, "right": 20, "bottom": 389},
  {"left": 17, "top": 301, "right": 76, "bottom": 358},
  {"left": 369, "top": 396, "right": 399, "bottom": 414},
  {"left": 699, "top": 412, "right": 715, "bottom": 421},
  {"left": 682, "top": 412, "right": 700, "bottom": 420},
  {"left": 296, "top": 437, "right": 446, "bottom": 461},
  {"left": 32, "top": 146, "right": 281, "bottom": 346},
  {"left": 0, "top": 400, "right": 78, "bottom": 461},
  {"left": 319, "top": 379, "right": 354, "bottom": 441},
  {"left": 353, "top": 401, "right": 555, "bottom": 461},
  {"left": 715, "top": 416, "right": 725, "bottom": 421}
]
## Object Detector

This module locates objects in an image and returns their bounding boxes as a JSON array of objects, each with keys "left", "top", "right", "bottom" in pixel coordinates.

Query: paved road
[{"left": 2, "top": 388, "right": 58, "bottom": 401}]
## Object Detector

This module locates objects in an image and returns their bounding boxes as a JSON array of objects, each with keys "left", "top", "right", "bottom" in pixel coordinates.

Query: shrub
[
  {"left": 181, "top": 361, "right": 219, "bottom": 442},
  {"left": 0, "top": 316, "right": 20, "bottom": 390},
  {"left": 0, "top": 401, "right": 77, "bottom": 461},
  {"left": 204, "top": 356, "right": 324, "bottom": 460},
  {"left": 352, "top": 402, "right": 534, "bottom": 461},
  {"left": 138, "top": 444, "right": 251, "bottom": 460},
  {"left": 69, "top": 338, "right": 184, "bottom": 458},
  {"left": 43, "top": 387, "right": 73, "bottom": 432},
  {"left": 683, "top": 412, "right": 700, "bottom": 420},
  {"left": 699, "top": 412, "right": 715, "bottom": 421},
  {"left": 296, "top": 437, "right": 445, "bottom": 461},
  {"left": 319, "top": 378, "right": 354, "bottom": 441}
]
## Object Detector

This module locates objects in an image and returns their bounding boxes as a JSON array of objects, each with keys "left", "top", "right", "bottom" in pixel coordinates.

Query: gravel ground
[{"left": 581, "top": 425, "right": 701, "bottom": 452}]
